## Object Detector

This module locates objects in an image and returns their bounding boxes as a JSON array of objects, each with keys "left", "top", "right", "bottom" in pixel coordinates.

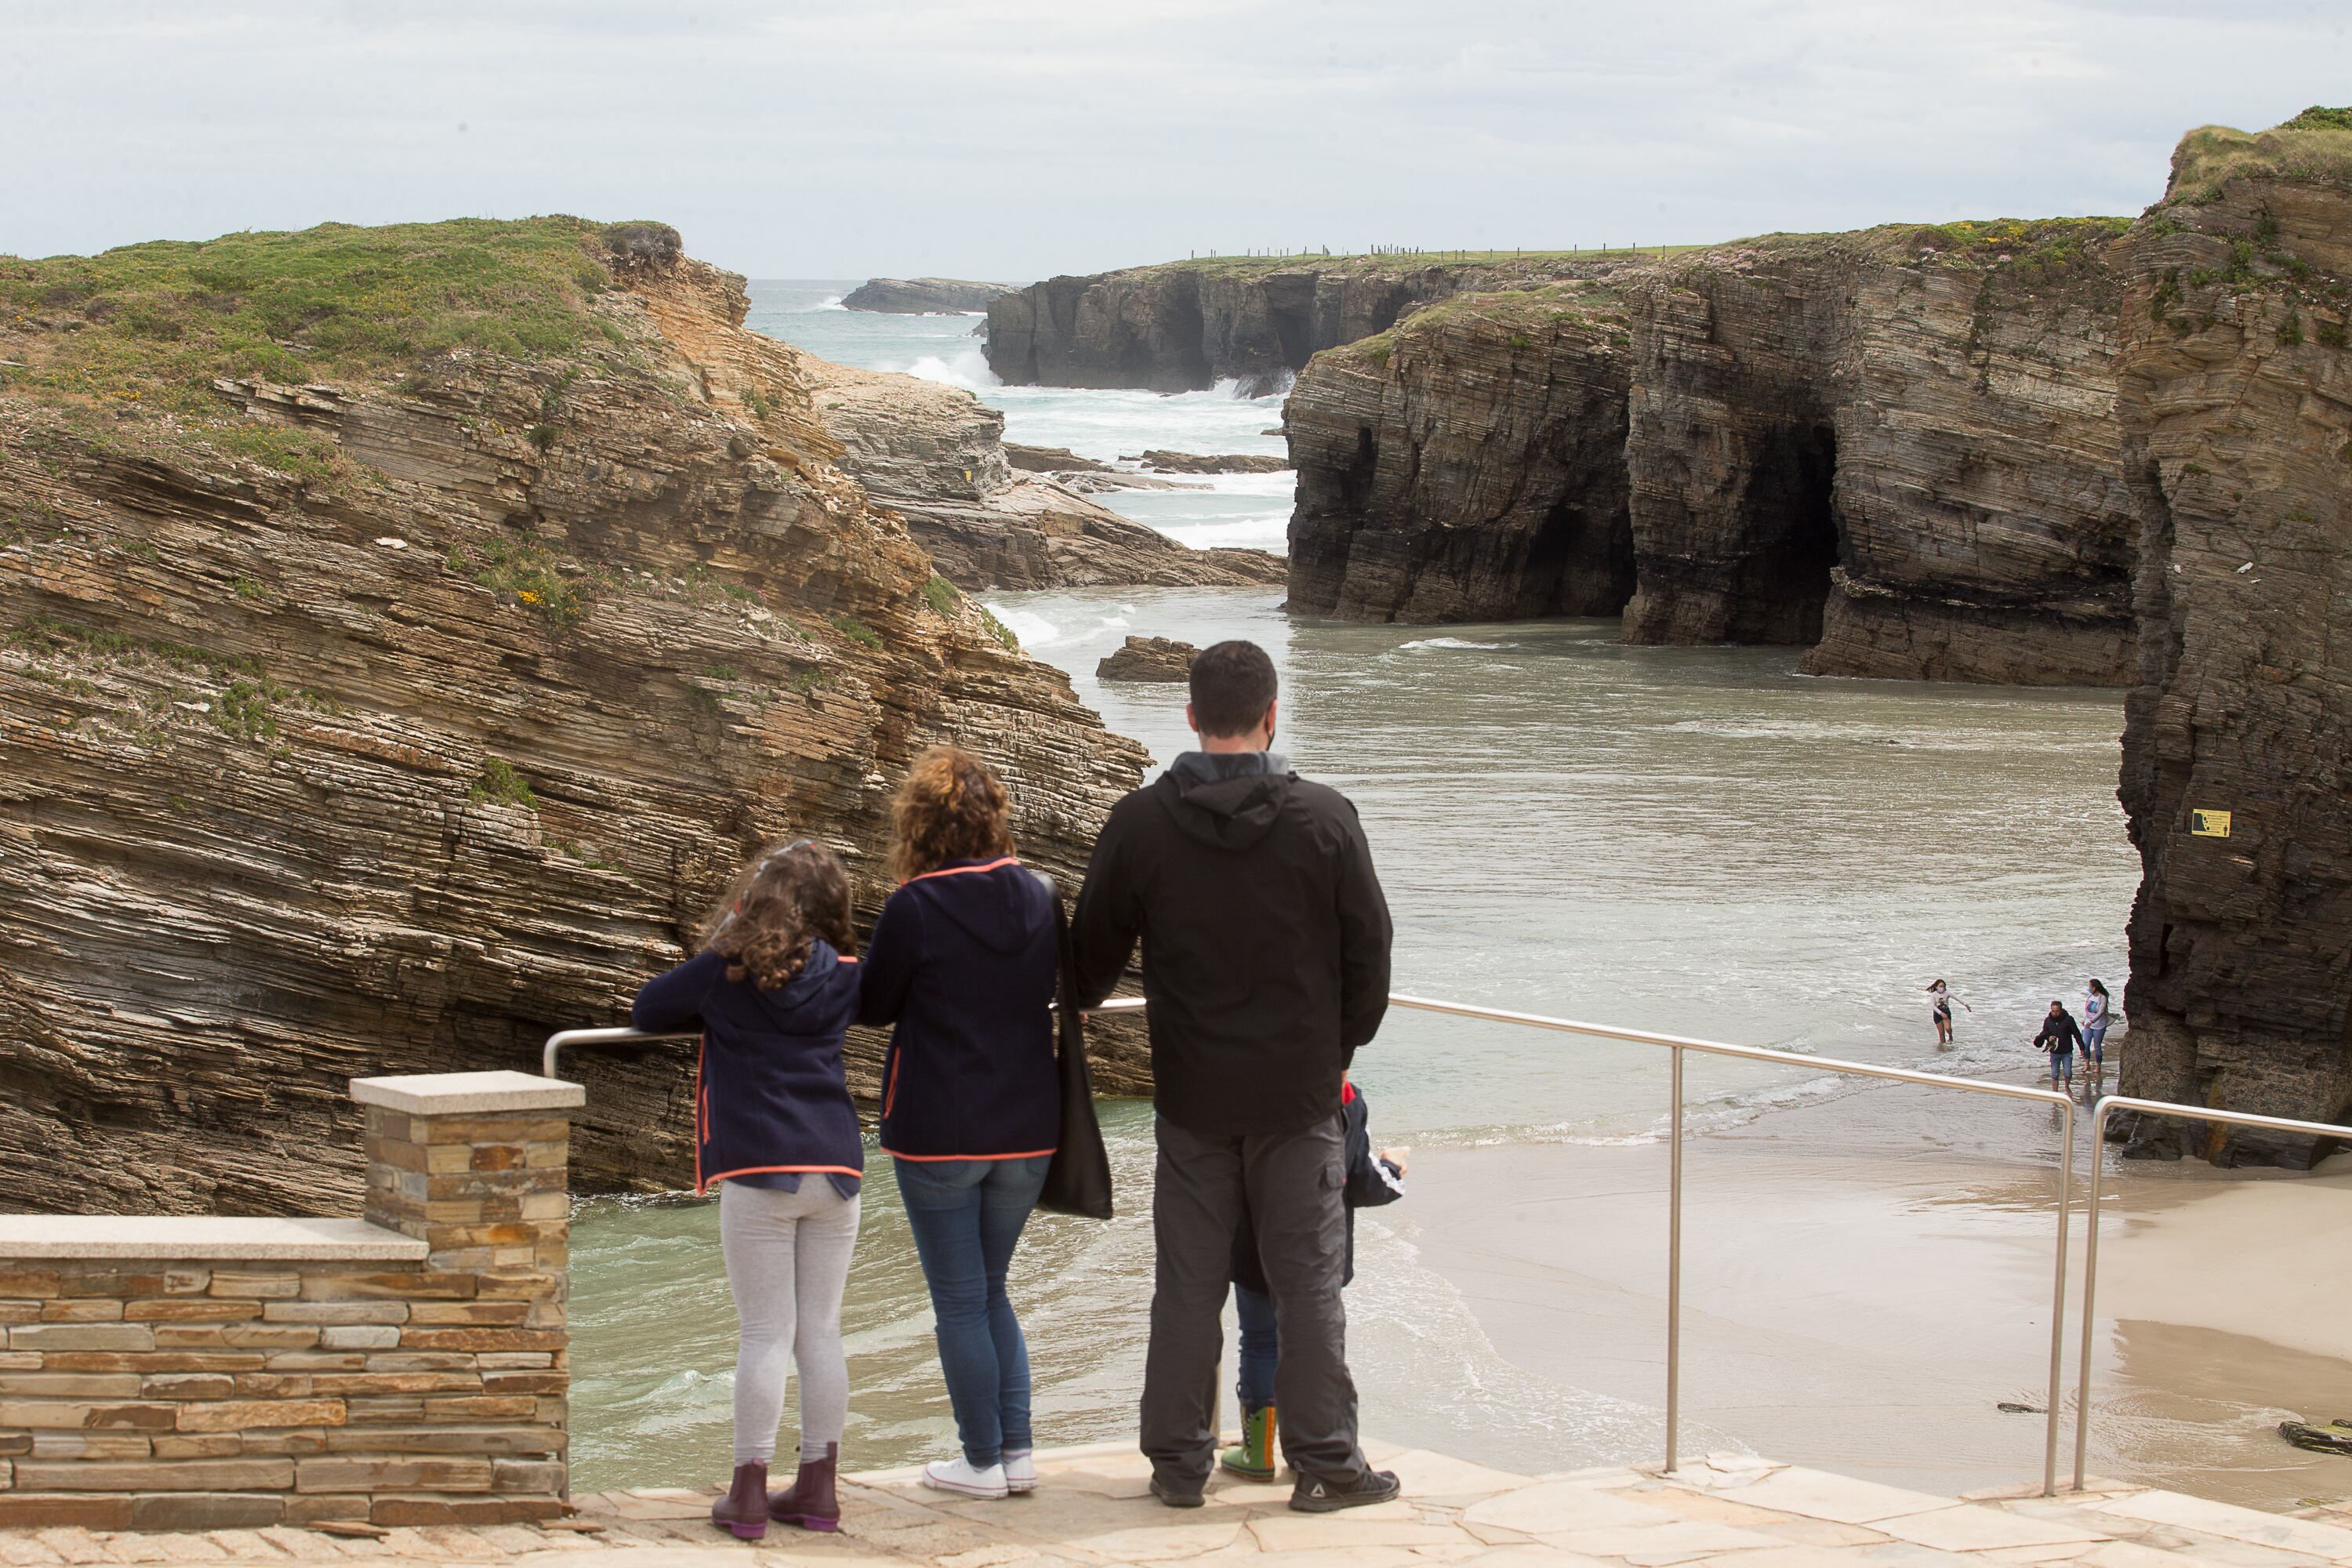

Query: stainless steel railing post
[
  {"left": 1665, "top": 1043, "right": 1684, "bottom": 1475},
  {"left": 2042, "top": 1095, "right": 2075, "bottom": 1496},
  {"left": 2067, "top": 1093, "right": 2352, "bottom": 1492}
]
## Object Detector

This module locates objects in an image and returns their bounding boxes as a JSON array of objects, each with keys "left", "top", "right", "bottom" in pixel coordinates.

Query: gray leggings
[{"left": 719, "top": 1179, "right": 861, "bottom": 1465}]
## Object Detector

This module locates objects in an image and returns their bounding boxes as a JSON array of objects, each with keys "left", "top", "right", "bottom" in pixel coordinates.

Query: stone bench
[{"left": 0, "top": 1071, "right": 583, "bottom": 1531}]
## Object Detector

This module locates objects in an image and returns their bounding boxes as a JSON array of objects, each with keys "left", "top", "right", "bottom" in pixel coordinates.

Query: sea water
[{"left": 565, "top": 285, "right": 2140, "bottom": 1489}]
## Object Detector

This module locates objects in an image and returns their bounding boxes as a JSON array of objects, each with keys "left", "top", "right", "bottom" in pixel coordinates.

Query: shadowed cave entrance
[{"left": 1730, "top": 421, "right": 1842, "bottom": 644}]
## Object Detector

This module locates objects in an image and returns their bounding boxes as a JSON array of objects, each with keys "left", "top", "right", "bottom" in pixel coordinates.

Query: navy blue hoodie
[
  {"left": 858, "top": 855, "right": 1059, "bottom": 1161},
  {"left": 631, "top": 942, "right": 864, "bottom": 1197}
]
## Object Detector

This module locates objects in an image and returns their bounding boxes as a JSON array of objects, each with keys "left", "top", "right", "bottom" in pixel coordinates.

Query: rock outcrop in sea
[
  {"left": 1287, "top": 223, "right": 2137, "bottom": 684},
  {"left": 985, "top": 255, "right": 1628, "bottom": 395},
  {"left": 1096, "top": 636, "right": 1197, "bottom": 682},
  {"left": 843, "top": 277, "right": 1014, "bottom": 314},
  {"left": 797, "top": 358, "right": 1285, "bottom": 590},
  {"left": 0, "top": 218, "right": 1149, "bottom": 1214}
]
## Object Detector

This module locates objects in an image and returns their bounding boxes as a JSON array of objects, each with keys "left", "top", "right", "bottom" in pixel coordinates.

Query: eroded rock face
[
  {"left": 1097, "top": 636, "right": 1196, "bottom": 682},
  {"left": 0, "top": 239, "right": 1152, "bottom": 1213},
  {"left": 1286, "top": 288, "right": 1636, "bottom": 622},
  {"left": 1285, "top": 224, "right": 2140, "bottom": 684},
  {"left": 986, "top": 257, "right": 1623, "bottom": 394},
  {"left": 796, "top": 358, "right": 1285, "bottom": 592},
  {"left": 2111, "top": 145, "right": 2352, "bottom": 1161},
  {"left": 843, "top": 277, "right": 1012, "bottom": 314}
]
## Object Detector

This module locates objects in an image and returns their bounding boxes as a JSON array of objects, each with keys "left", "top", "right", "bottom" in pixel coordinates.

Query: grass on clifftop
[
  {"left": 1139, "top": 245, "right": 1707, "bottom": 279},
  {"left": 2166, "top": 107, "right": 2352, "bottom": 205},
  {"left": 0, "top": 216, "right": 661, "bottom": 426}
]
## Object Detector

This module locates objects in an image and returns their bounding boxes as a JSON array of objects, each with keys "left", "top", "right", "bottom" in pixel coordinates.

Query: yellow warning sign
[{"left": 2190, "top": 808, "right": 2232, "bottom": 838}]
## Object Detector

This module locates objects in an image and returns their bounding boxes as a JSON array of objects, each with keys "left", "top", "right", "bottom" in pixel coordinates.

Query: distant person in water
[
  {"left": 2033, "top": 1000, "right": 2082, "bottom": 1090},
  {"left": 632, "top": 840, "right": 863, "bottom": 1541},
  {"left": 1072, "top": 638, "right": 1399, "bottom": 1513},
  {"left": 1927, "top": 978, "right": 1970, "bottom": 1046},
  {"left": 2082, "top": 980, "right": 2114, "bottom": 1073},
  {"left": 1220, "top": 1078, "right": 1406, "bottom": 1482}
]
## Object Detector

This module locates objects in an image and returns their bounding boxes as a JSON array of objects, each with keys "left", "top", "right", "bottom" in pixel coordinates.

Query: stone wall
[{"left": 0, "top": 1072, "right": 579, "bottom": 1529}]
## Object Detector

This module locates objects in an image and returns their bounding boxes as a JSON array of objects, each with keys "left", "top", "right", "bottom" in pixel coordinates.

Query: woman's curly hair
[
  {"left": 888, "top": 745, "right": 1014, "bottom": 882},
  {"left": 700, "top": 839, "right": 854, "bottom": 989}
]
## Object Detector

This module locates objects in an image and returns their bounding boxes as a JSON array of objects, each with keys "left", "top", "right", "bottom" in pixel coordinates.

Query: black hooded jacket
[{"left": 1071, "top": 752, "right": 1392, "bottom": 1135}]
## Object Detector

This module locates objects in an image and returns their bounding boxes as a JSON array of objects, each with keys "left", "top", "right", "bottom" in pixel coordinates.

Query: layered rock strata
[
  {"left": 987, "top": 255, "right": 1624, "bottom": 394},
  {"left": 843, "top": 277, "right": 1013, "bottom": 314},
  {"left": 0, "top": 220, "right": 1151, "bottom": 1213},
  {"left": 1096, "top": 636, "right": 1196, "bottom": 682},
  {"left": 2110, "top": 113, "right": 2352, "bottom": 1161},
  {"left": 795, "top": 358, "right": 1285, "bottom": 590},
  {"left": 1287, "top": 287, "right": 1636, "bottom": 622},
  {"left": 1286, "top": 224, "right": 2139, "bottom": 680}
]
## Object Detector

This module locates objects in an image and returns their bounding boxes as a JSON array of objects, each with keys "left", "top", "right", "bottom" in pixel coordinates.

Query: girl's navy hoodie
[
  {"left": 858, "top": 855, "right": 1059, "bottom": 1161},
  {"left": 631, "top": 942, "right": 864, "bottom": 1198}
]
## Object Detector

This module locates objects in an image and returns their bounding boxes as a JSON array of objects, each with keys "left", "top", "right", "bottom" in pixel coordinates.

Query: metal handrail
[
  {"left": 543, "top": 990, "right": 2080, "bottom": 1494},
  {"left": 2071, "top": 1094, "right": 2352, "bottom": 1491}
]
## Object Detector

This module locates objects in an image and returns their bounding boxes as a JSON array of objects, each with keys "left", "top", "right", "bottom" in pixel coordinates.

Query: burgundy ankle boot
[
  {"left": 768, "top": 1442, "right": 840, "bottom": 1532},
  {"left": 711, "top": 1460, "right": 770, "bottom": 1539}
]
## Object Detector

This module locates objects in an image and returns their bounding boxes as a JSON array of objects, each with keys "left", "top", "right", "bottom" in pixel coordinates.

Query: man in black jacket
[{"left": 1072, "top": 639, "right": 1396, "bottom": 1512}]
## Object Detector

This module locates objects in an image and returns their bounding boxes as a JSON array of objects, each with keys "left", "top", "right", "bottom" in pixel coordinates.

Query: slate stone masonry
[{"left": 0, "top": 1071, "right": 583, "bottom": 1530}]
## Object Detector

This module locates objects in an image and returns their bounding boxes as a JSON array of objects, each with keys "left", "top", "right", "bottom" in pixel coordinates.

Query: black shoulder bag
[{"left": 1035, "top": 880, "right": 1114, "bottom": 1220}]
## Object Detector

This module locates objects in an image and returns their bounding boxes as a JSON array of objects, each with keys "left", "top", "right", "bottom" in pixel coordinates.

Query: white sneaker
[
  {"left": 1002, "top": 1449, "right": 1036, "bottom": 1494},
  {"left": 921, "top": 1457, "right": 1008, "bottom": 1499}
]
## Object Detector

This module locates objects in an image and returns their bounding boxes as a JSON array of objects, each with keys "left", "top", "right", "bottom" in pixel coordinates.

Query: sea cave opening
[{"left": 1736, "top": 420, "right": 1842, "bottom": 644}]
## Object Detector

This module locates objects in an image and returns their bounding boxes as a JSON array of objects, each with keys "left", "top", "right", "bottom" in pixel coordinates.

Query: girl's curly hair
[
  {"left": 701, "top": 839, "right": 854, "bottom": 988},
  {"left": 888, "top": 745, "right": 1014, "bottom": 882}
]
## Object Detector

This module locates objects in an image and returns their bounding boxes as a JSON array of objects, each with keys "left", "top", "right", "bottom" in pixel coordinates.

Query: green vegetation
[
  {"left": 212, "top": 677, "right": 288, "bottom": 740},
  {"left": 2278, "top": 314, "right": 2304, "bottom": 346},
  {"left": 469, "top": 756, "right": 537, "bottom": 809},
  {"left": 921, "top": 573, "right": 960, "bottom": 618},
  {"left": 0, "top": 216, "right": 648, "bottom": 475},
  {"left": 831, "top": 614, "right": 881, "bottom": 648},
  {"left": 2319, "top": 319, "right": 2347, "bottom": 349},
  {"left": 2165, "top": 109, "right": 2352, "bottom": 205},
  {"left": 445, "top": 535, "right": 586, "bottom": 627},
  {"left": 1145, "top": 245, "right": 1709, "bottom": 281},
  {"left": 978, "top": 606, "right": 1019, "bottom": 652}
]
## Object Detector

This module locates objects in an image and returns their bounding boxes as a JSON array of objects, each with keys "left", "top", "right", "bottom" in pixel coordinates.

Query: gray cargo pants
[{"left": 1140, "top": 1112, "right": 1372, "bottom": 1491}]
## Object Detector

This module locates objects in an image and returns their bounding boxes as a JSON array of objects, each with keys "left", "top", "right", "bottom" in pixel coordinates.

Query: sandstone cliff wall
[
  {"left": 1287, "top": 287, "right": 1635, "bottom": 621},
  {"left": 1284, "top": 224, "right": 2140, "bottom": 684},
  {"left": 2111, "top": 123, "right": 2352, "bottom": 1161},
  {"left": 0, "top": 225, "right": 1149, "bottom": 1213},
  {"left": 986, "top": 256, "right": 1621, "bottom": 396}
]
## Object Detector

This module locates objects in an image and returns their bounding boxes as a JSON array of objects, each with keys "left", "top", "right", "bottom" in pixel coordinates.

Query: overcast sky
[{"left": 4, "top": 1, "right": 2344, "bottom": 281}]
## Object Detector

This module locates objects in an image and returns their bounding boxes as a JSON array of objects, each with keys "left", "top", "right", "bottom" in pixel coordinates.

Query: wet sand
[{"left": 1395, "top": 1076, "right": 2352, "bottom": 1512}]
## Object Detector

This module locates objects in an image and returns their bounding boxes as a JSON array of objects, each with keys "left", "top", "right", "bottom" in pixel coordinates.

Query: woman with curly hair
[
  {"left": 631, "top": 839, "right": 863, "bottom": 1539},
  {"left": 860, "top": 744, "right": 1061, "bottom": 1501}
]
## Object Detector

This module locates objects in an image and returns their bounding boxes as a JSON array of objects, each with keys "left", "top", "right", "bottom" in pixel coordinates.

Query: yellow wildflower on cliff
[{"left": 518, "top": 590, "right": 541, "bottom": 604}]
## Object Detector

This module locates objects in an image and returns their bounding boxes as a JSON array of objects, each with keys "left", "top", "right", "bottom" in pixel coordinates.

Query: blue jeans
[
  {"left": 893, "top": 1156, "right": 1050, "bottom": 1468},
  {"left": 1233, "top": 1283, "right": 1279, "bottom": 1411},
  {"left": 2049, "top": 1051, "right": 2073, "bottom": 1084}
]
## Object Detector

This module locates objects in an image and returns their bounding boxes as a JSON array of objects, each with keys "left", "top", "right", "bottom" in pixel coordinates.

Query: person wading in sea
[{"left": 1071, "top": 639, "right": 1398, "bottom": 1514}]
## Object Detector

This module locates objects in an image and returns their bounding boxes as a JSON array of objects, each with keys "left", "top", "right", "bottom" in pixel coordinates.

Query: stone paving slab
[{"left": 2, "top": 1445, "right": 2348, "bottom": 1567}]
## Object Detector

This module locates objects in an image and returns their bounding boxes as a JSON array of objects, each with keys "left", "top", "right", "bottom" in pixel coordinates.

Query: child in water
[
  {"left": 2033, "top": 1000, "right": 2082, "bottom": 1091},
  {"left": 1926, "top": 978, "right": 1971, "bottom": 1047},
  {"left": 1218, "top": 1080, "right": 1406, "bottom": 1482}
]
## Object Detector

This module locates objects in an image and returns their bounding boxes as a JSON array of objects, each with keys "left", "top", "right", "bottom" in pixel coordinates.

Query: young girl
[
  {"left": 1927, "top": 978, "right": 1970, "bottom": 1047},
  {"left": 859, "top": 745, "right": 1060, "bottom": 1501},
  {"left": 632, "top": 840, "right": 864, "bottom": 1540},
  {"left": 2082, "top": 979, "right": 2114, "bottom": 1073}
]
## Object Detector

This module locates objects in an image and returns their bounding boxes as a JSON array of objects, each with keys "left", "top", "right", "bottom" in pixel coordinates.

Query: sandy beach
[{"left": 1393, "top": 1072, "right": 2352, "bottom": 1512}]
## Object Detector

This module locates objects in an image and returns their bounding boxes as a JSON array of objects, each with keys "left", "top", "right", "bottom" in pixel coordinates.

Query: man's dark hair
[{"left": 1189, "top": 640, "right": 1278, "bottom": 737}]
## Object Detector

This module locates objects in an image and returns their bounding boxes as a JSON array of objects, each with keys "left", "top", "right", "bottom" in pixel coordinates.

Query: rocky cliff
[
  {"left": 793, "top": 357, "right": 1286, "bottom": 591},
  {"left": 0, "top": 218, "right": 1150, "bottom": 1214},
  {"left": 844, "top": 277, "right": 1013, "bottom": 314},
  {"left": 1287, "top": 285, "right": 1636, "bottom": 622},
  {"left": 986, "top": 253, "right": 1627, "bottom": 395},
  {"left": 1284, "top": 223, "right": 2139, "bottom": 682},
  {"left": 2109, "top": 111, "right": 2352, "bottom": 1162}
]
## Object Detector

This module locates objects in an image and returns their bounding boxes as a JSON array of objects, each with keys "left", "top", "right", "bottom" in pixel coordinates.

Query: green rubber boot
[{"left": 1219, "top": 1403, "right": 1277, "bottom": 1482}]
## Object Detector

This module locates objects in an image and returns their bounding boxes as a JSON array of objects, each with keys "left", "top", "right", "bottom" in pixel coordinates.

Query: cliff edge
[{"left": 0, "top": 218, "right": 1150, "bottom": 1212}]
